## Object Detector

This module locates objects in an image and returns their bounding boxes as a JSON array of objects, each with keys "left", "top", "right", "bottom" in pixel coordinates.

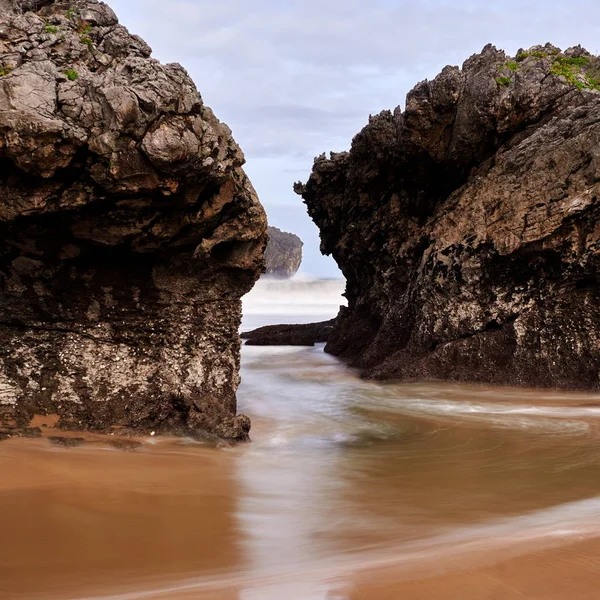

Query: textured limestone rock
[
  {"left": 297, "top": 44, "right": 600, "bottom": 390},
  {"left": 264, "top": 226, "right": 303, "bottom": 277},
  {"left": 0, "top": 0, "right": 267, "bottom": 439}
]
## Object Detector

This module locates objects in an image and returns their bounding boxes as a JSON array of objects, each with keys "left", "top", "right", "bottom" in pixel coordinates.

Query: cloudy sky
[{"left": 110, "top": 0, "right": 600, "bottom": 277}]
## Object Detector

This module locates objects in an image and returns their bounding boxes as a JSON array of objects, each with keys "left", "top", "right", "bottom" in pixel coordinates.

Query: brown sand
[
  {"left": 0, "top": 437, "right": 242, "bottom": 600},
  {"left": 349, "top": 537, "right": 600, "bottom": 600},
  {"left": 114, "top": 536, "right": 600, "bottom": 599}
]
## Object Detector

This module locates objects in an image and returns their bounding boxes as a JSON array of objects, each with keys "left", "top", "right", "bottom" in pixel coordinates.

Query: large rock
[
  {"left": 264, "top": 226, "right": 303, "bottom": 277},
  {"left": 0, "top": 0, "right": 267, "bottom": 440},
  {"left": 296, "top": 44, "right": 600, "bottom": 390}
]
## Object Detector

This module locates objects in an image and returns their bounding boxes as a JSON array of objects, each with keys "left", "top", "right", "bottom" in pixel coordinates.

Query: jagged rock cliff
[
  {"left": 264, "top": 226, "right": 303, "bottom": 277},
  {"left": 296, "top": 44, "right": 600, "bottom": 390},
  {"left": 0, "top": 0, "right": 267, "bottom": 439}
]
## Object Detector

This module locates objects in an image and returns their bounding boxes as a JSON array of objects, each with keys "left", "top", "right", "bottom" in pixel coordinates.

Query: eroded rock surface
[
  {"left": 297, "top": 44, "right": 600, "bottom": 390},
  {"left": 0, "top": 0, "right": 267, "bottom": 439},
  {"left": 264, "top": 226, "right": 303, "bottom": 277}
]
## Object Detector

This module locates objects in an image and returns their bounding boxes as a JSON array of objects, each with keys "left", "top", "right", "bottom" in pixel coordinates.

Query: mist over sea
[{"left": 241, "top": 275, "right": 347, "bottom": 331}]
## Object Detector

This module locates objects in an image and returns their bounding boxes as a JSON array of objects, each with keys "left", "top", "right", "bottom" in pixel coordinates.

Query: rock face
[
  {"left": 0, "top": 0, "right": 267, "bottom": 439},
  {"left": 264, "top": 226, "right": 303, "bottom": 277},
  {"left": 296, "top": 44, "right": 600, "bottom": 390}
]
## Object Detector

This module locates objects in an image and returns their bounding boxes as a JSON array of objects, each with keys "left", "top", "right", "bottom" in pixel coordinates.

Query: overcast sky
[{"left": 110, "top": 0, "right": 600, "bottom": 277}]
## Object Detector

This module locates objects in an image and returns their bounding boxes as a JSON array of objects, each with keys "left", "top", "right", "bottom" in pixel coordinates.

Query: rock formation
[
  {"left": 0, "top": 0, "right": 267, "bottom": 440},
  {"left": 296, "top": 44, "right": 600, "bottom": 390},
  {"left": 264, "top": 226, "right": 303, "bottom": 277},
  {"left": 242, "top": 320, "right": 334, "bottom": 346}
]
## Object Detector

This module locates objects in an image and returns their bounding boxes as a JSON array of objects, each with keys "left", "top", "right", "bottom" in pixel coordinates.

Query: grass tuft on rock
[
  {"left": 64, "top": 68, "right": 79, "bottom": 81},
  {"left": 80, "top": 36, "right": 94, "bottom": 51},
  {"left": 550, "top": 55, "right": 600, "bottom": 91}
]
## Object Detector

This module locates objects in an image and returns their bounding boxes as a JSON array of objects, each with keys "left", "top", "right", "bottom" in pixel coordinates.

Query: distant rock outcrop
[
  {"left": 242, "top": 320, "right": 335, "bottom": 346},
  {"left": 264, "top": 226, "right": 303, "bottom": 277},
  {"left": 0, "top": 0, "right": 267, "bottom": 440},
  {"left": 296, "top": 44, "right": 600, "bottom": 390}
]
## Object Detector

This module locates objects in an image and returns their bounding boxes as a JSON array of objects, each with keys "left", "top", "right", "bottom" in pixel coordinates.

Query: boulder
[
  {"left": 264, "top": 226, "right": 303, "bottom": 277},
  {"left": 0, "top": 0, "right": 267, "bottom": 440},
  {"left": 296, "top": 44, "right": 600, "bottom": 390}
]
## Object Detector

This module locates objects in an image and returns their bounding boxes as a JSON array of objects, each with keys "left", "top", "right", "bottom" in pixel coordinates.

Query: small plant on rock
[
  {"left": 0, "top": 65, "right": 12, "bottom": 77},
  {"left": 587, "top": 75, "right": 600, "bottom": 91},
  {"left": 74, "top": 21, "right": 94, "bottom": 51},
  {"left": 495, "top": 76, "right": 511, "bottom": 87},
  {"left": 506, "top": 61, "right": 519, "bottom": 72},
  {"left": 560, "top": 56, "right": 590, "bottom": 68},
  {"left": 64, "top": 68, "right": 79, "bottom": 81},
  {"left": 550, "top": 55, "right": 598, "bottom": 90},
  {"left": 516, "top": 50, "right": 547, "bottom": 62},
  {"left": 80, "top": 36, "right": 94, "bottom": 51},
  {"left": 76, "top": 23, "right": 92, "bottom": 35}
]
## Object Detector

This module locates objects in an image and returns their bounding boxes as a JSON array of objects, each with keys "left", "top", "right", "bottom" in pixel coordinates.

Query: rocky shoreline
[
  {"left": 2, "top": 1, "right": 599, "bottom": 445},
  {"left": 295, "top": 44, "right": 600, "bottom": 390}
]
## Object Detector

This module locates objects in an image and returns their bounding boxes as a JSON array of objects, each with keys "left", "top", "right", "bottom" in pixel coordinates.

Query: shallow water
[{"left": 2, "top": 277, "right": 600, "bottom": 599}]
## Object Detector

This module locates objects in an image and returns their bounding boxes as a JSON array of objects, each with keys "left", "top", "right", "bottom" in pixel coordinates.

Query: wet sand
[
  {"left": 0, "top": 438, "right": 242, "bottom": 600},
  {"left": 349, "top": 537, "right": 600, "bottom": 599},
  {"left": 81, "top": 532, "right": 600, "bottom": 599}
]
